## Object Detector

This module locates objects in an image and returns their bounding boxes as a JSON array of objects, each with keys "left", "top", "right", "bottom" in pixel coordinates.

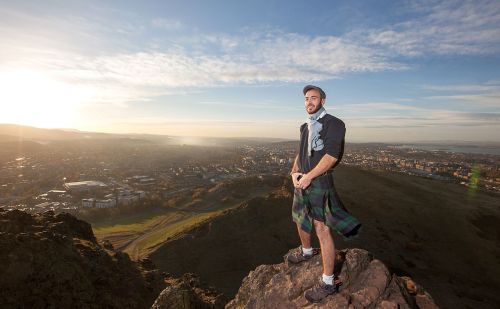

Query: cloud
[
  {"left": 422, "top": 84, "right": 498, "bottom": 92},
  {"left": 18, "top": 1, "right": 496, "bottom": 94},
  {"left": 197, "top": 100, "right": 302, "bottom": 111},
  {"left": 64, "top": 30, "right": 402, "bottom": 88},
  {"left": 357, "top": 0, "right": 500, "bottom": 56},
  {"left": 422, "top": 81, "right": 500, "bottom": 107},
  {"left": 151, "top": 18, "right": 183, "bottom": 30},
  {"left": 425, "top": 93, "right": 500, "bottom": 107},
  {"left": 346, "top": 111, "right": 500, "bottom": 128},
  {"left": 337, "top": 102, "right": 423, "bottom": 112},
  {"left": 334, "top": 84, "right": 500, "bottom": 132},
  {"left": 1, "top": 0, "right": 499, "bottom": 112},
  {"left": 0, "top": 29, "right": 401, "bottom": 104}
]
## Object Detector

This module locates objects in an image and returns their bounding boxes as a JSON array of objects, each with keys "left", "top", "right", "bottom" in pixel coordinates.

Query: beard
[{"left": 306, "top": 104, "right": 322, "bottom": 114}]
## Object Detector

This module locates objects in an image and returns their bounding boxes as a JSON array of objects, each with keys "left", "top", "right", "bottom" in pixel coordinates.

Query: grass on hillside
[
  {"left": 125, "top": 210, "right": 227, "bottom": 258},
  {"left": 92, "top": 211, "right": 186, "bottom": 234},
  {"left": 91, "top": 207, "right": 171, "bottom": 229},
  {"left": 92, "top": 177, "right": 279, "bottom": 260}
]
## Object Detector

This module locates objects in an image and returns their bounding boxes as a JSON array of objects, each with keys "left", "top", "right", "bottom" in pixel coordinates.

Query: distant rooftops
[{"left": 64, "top": 180, "right": 107, "bottom": 191}]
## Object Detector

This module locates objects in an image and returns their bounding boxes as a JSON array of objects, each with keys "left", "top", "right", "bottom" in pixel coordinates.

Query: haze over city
[{"left": 1, "top": 0, "right": 499, "bottom": 142}]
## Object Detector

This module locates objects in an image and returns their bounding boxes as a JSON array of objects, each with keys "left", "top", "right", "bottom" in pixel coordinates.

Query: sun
[{"left": 0, "top": 69, "right": 93, "bottom": 128}]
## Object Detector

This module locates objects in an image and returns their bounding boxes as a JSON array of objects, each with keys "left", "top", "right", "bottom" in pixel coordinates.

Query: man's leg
[
  {"left": 287, "top": 223, "right": 315, "bottom": 264},
  {"left": 313, "top": 219, "right": 335, "bottom": 276},
  {"left": 296, "top": 222, "right": 312, "bottom": 249},
  {"left": 304, "top": 219, "right": 337, "bottom": 303}
]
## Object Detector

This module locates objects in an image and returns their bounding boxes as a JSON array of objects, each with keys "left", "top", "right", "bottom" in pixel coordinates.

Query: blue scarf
[{"left": 306, "top": 106, "right": 326, "bottom": 156}]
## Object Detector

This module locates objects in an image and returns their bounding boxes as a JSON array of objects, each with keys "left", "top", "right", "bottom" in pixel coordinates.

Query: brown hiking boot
[
  {"left": 286, "top": 246, "right": 319, "bottom": 264},
  {"left": 304, "top": 279, "right": 337, "bottom": 303}
]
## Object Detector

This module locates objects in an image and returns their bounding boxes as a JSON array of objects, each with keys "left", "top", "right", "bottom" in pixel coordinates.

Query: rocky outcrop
[
  {"left": 226, "top": 248, "right": 438, "bottom": 309},
  {"left": 0, "top": 208, "right": 165, "bottom": 308},
  {"left": 152, "top": 273, "right": 227, "bottom": 309}
]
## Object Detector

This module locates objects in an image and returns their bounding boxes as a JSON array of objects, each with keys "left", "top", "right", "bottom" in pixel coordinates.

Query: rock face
[
  {"left": 226, "top": 248, "right": 438, "bottom": 309},
  {"left": 0, "top": 209, "right": 165, "bottom": 308},
  {"left": 152, "top": 273, "right": 227, "bottom": 309}
]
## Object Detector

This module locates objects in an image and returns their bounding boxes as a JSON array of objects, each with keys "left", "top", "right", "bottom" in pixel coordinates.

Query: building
[
  {"left": 47, "top": 190, "right": 67, "bottom": 198},
  {"left": 64, "top": 181, "right": 107, "bottom": 193},
  {"left": 117, "top": 194, "right": 139, "bottom": 205},
  {"left": 115, "top": 190, "right": 145, "bottom": 205},
  {"left": 95, "top": 199, "right": 116, "bottom": 208},
  {"left": 34, "top": 202, "right": 60, "bottom": 212},
  {"left": 82, "top": 198, "right": 95, "bottom": 208}
]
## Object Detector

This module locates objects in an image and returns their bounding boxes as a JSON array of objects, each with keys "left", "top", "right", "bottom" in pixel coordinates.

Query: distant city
[
  {"left": 343, "top": 144, "right": 499, "bottom": 192},
  {"left": 0, "top": 141, "right": 498, "bottom": 214}
]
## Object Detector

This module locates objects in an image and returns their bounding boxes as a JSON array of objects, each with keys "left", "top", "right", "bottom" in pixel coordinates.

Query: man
[{"left": 288, "top": 85, "right": 361, "bottom": 303}]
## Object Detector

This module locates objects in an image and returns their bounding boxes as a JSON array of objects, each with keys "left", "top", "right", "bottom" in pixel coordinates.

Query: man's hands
[
  {"left": 290, "top": 154, "right": 336, "bottom": 191},
  {"left": 291, "top": 172, "right": 312, "bottom": 190},
  {"left": 297, "top": 173, "right": 312, "bottom": 189},
  {"left": 291, "top": 172, "right": 302, "bottom": 187}
]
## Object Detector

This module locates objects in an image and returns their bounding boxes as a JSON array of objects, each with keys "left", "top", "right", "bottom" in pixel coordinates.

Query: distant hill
[
  {"left": 149, "top": 165, "right": 500, "bottom": 309},
  {"left": 0, "top": 124, "right": 292, "bottom": 147},
  {"left": 0, "top": 124, "right": 114, "bottom": 141}
]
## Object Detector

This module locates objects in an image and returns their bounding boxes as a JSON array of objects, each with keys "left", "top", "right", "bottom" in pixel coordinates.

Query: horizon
[
  {"left": 0, "top": 1, "right": 499, "bottom": 142},
  {"left": 3, "top": 122, "right": 500, "bottom": 146}
]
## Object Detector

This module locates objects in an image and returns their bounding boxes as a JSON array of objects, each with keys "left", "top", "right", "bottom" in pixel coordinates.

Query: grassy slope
[
  {"left": 149, "top": 165, "right": 500, "bottom": 309},
  {"left": 92, "top": 178, "right": 279, "bottom": 260},
  {"left": 335, "top": 166, "right": 500, "bottom": 309}
]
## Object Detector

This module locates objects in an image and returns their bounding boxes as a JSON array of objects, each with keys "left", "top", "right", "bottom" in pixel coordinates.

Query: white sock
[
  {"left": 301, "top": 246, "right": 313, "bottom": 256},
  {"left": 322, "top": 273, "right": 334, "bottom": 285}
]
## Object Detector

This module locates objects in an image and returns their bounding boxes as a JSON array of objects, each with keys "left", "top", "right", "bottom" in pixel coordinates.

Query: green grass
[
  {"left": 91, "top": 184, "right": 274, "bottom": 259},
  {"left": 93, "top": 212, "right": 185, "bottom": 234},
  {"left": 91, "top": 207, "right": 170, "bottom": 229},
  {"left": 126, "top": 211, "right": 223, "bottom": 258}
]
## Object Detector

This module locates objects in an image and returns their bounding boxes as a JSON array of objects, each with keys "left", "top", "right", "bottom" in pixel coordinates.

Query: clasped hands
[{"left": 291, "top": 172, "right": 312, "bottom": 190}]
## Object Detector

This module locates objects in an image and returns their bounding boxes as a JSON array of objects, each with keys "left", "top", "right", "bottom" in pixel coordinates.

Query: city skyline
[{"left": 1, "top": 0, "right": 499, "bottom": 142}]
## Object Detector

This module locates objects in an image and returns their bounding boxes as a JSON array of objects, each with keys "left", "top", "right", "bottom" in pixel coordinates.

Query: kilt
[{"left": 292, "top": 173, "right": 361, "bottom": 238}]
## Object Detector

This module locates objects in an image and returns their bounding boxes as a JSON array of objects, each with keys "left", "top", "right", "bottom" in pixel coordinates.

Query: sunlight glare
[{"left": 0, "top": 69, "right": 94, "bottom": 128}]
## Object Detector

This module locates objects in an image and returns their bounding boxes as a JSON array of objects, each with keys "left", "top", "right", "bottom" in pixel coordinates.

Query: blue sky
[{"left": 0, "top": 0, "right": 499, "bottom": 142}]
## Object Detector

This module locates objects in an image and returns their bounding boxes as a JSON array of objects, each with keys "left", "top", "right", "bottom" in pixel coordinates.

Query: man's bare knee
[{"left": 313, "top": 220, "right": 330, "bottom": 236}]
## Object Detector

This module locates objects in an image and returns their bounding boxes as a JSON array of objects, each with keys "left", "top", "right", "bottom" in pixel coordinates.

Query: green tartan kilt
[{"left": 292, "top": 173, "right": 361, "bottom": 238}]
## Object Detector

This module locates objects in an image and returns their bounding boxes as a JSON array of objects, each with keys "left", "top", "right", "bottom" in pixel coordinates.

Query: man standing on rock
[{"left": 288, "top": 85, "right": 361, "bottom": 303}]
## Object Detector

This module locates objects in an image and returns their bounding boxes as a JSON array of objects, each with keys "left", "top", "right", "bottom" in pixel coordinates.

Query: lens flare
[{"left": 468, "top": 164, "right": 480, "bottom": 197}]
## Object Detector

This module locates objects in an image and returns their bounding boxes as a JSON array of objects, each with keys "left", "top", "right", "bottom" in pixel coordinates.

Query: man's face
[{"left": 304, "top": 89, "right": 325, "bottom": 114}]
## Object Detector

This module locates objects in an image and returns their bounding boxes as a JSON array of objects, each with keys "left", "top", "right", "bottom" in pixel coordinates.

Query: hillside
[
  {"left": 149, "top": 165, "right": 500, "bottom": 309},
  {"left": 93, "top": 175, "right": 283, "bottom": 260}
]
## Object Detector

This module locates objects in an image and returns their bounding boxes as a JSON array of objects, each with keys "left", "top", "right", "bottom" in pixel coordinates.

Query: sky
[{"left": 0, "top": 0, "right": 499, "bottom": 142}]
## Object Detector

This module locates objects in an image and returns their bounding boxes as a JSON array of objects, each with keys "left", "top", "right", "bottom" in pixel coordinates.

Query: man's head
[{"left": 303, "top": 85, "right": 326, "bottom": 114}]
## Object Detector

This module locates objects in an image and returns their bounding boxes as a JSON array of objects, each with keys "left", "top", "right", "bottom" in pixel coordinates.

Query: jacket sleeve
[{"left": 322, "top": 118, "right": 345, "bottom": 160}]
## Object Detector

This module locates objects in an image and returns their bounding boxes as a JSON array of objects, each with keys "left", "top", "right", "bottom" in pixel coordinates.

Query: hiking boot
[
  {"left": 304, "top": 279, "right": 337, "bottom": 303},
  {"left": 286, "top": 246, "right": 319, "bottom": 264}
]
